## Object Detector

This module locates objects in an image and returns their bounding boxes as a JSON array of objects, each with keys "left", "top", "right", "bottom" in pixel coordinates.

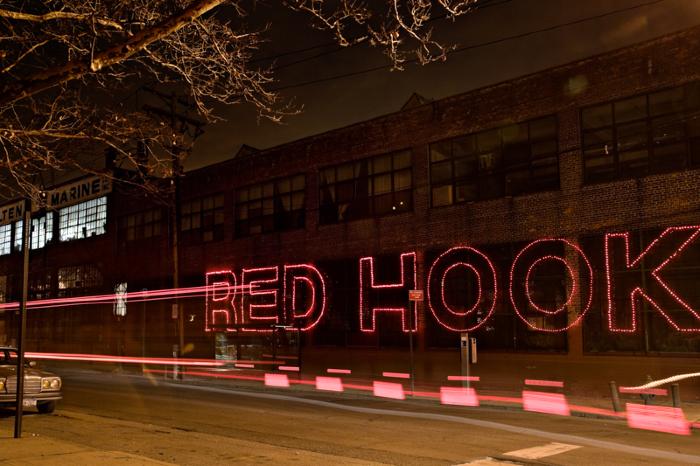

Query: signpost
[
  {"left": 14, "top": 199, "right": 30, "bottom": 438},
  {"left": 407, "top": 290, "right": 423, "bottom": 395}
]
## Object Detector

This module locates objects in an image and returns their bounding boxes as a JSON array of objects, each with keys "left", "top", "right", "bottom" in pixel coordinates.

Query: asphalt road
[{"left": 1, "top": 369, "right": 699, "bottom": 465}]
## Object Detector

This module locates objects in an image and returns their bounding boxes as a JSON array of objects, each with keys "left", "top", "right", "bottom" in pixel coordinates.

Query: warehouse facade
[{"left": 1, "top": 26, "right": 700, "bottom": 388}]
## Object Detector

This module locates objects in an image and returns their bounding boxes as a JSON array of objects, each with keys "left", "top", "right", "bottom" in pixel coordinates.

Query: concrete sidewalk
[{"left": 0, "top": 435, "right": 173, "bottom": 465}]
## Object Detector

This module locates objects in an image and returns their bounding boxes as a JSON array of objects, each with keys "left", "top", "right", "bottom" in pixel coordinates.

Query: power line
[
  {"left": 271, "top": 0, "right": 667, "bottom": 92},
  {"left": 260, "top": 0, "right": 516, "bottom": 69}
]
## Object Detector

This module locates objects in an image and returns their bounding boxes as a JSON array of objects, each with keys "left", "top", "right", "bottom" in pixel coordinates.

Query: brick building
[{"left": 1, "top": 26, "right": 700, "bottom": 392}]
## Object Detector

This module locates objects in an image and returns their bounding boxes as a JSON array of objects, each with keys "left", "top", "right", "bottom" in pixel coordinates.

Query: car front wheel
[{"left": 37, "top": 401, "right": 56, "bottom": 414}]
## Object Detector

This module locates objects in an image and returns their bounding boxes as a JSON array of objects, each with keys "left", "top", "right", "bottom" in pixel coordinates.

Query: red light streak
[
  {"left": 626, "top": 403, "right": 690, "bottom": 435},
  {"left": 278, "top": 366, "right": 300, "bottom": 372},
  {"left": 447, "top": 375, "right": 480, "bottom": 382},
  {"left": 316, "top": 376, "right": 344, "bottom": 392},
  {"left": 264, "top": 373, "right": 290, "bottom": 387},
  {"left": 524, "top": 379, "right": 564, "bottom": 388},
  {"left": 382, "top": 371, "right": 410, "bottom": 379},
  {"left": 235, "top": 363, "right": 255, "bottom": 369},
  {"left": 373, "top": 381, "right": 405, "bottom": 400},
  {"left": 27, "top": 352, "right": 224, "bottom": 366},
  {"left": 619, "top": 387, "right": 668, "bottom": 396},
  {"left": 522, "top": 390, "right": 571, "bottom": 416},
  {"left": 440, "top": 386, "right": 479, "bottom": 406},
  {"left": 327, "top": 368, "right": 352, "bottom": 374}
]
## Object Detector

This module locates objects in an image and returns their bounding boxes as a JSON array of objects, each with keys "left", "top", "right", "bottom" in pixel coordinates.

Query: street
[{"left": 1, "top": 369, "right": 699, "bottom": 465}]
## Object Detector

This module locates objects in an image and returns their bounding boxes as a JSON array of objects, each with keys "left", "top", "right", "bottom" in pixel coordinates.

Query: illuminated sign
[
  {"left": 205, "top": 226, "right": 700, "bottom": 334},
  {"left": 0, "top": 200, "right": 24, "bottom": 226},
  {"left": 47, "top": 176, "right": 112, "bottom": 209}
]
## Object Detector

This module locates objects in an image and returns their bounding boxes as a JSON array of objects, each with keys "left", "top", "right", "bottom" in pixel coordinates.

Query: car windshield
[{"left": 0, "top": 349, "right": 19, "bottom": 365}]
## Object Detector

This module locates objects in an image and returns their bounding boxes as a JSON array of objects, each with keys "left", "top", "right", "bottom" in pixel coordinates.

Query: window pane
[
  {"left": 615, "top": 96, "right": 647, "bottom": 123},
  {"left": 393, "top": 151, "right": 412, "bottom": 169},
  {"left": 432, "top": 185, "right": 452, "bottom": 206},
  {"left": 431, "top": 161, "right": 453, "bottom": 183},
  {"left": 582, "top": 104, "right": 612, "bottom": 129},
  {"left": 649, "top": 87, "right": 684, "bottom": 116},
  {"left": 430, "top": 142, "right": 451, "bottom": 162}
]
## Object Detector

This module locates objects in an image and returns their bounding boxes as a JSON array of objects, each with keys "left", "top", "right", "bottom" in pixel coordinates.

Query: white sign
[
  {"left": 47, "top": 176, "right": 112, "bottom": 210},
  {"left": 0, "top": 200, "right": 24, "bottom": 226}
]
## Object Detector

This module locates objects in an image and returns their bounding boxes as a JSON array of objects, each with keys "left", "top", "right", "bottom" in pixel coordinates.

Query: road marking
[
  {"left": 60, "top": 372, "right": 700, "bottom": 465},
  {"left": 454, "top": 458, "right": 519, "bottom": 465},
  {"left": 503, "top": 442, "right": 580, "bottom": 459}
]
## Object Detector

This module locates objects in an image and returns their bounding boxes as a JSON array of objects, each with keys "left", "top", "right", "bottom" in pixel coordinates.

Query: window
[
  {"left": 6, "top": 212, "right": 54, "bottom": 252},
  {"left": 119, "top": 208, "right": 163, "bottom": 242},
  {"left": 235, "top": 175, "right": 305, "bottom": 237},
  {"left": 0, "top": 224, "right": 11, "bottom": 255},
  {"left": 181, "top": 194, "right": 224, "bottom": 243},
  {"left": 57, "top": 264, "right": 102, "bottom": 296},
  {"left": 58, "top": 197, "right": 107, "bottom": 242},
  {"left": 319, "top": 150, "right": 412, "bottom": 224},
  {"left": 0, "top": 275, "right": 6, "bottom": 303},
  {"left": 430, "top": 116, "right": 558, "bottom": 206},
  {"left": 582, "top": 81, "right": 700, "bottom": 183},
  {"left": 30, "top": 212, "right": 53, "bottom": 249}
]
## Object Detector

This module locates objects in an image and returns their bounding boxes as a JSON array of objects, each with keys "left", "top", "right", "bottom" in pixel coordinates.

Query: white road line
[
  {"left": 504, "top": 442, "right": 581, "bottom": 459},
  {"left": 454, "top": 458, "right": 520, "bottom": 465}
]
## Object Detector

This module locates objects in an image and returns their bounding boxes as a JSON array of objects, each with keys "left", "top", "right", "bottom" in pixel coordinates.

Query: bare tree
[{"left": 0, "top": 0, "right": 476, "bottom": 201}]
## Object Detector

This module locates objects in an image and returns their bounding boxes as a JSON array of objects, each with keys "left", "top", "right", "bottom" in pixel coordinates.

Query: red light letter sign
[
  {"left": 427, "top": 247, "right": 497, "bottom": 332},
  {"left": 283, "top": 264, "right": 327, "bottom": 331},
  {"left": 205, "top": 270, "right": 238, "bottom": 332},
  {"left": 510, "top": 239, "right": 593, "bottom": 332},
  {"left": 241, "top": 266, "right": 280, "bottom": 332},
  {"left": 359, "top": 252, "right": 417, "bottom": 333},
  {"left": 605, "top": 226, "right": 700, "bottom": 333}
]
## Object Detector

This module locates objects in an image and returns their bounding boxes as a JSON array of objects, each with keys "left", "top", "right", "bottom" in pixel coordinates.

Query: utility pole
[
  {"left": 141, "top": 87, "right": 204, "bottom": 370},
  {"left": 14, "top": 198, "right": 31, "bottom": 438}
]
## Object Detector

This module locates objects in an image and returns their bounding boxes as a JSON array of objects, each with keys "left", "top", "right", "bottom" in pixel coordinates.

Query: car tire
[{"left": 37, "top": 401, "right": 56, "bottom": 414}]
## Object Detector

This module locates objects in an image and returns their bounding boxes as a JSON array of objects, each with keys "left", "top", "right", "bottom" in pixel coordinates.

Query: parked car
[{"left": 0, "top": 347, "right": 62, "bottom": 414}]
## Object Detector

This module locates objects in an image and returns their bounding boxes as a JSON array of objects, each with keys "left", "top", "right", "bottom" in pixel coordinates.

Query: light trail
[
  {"left": 620, "top": 372, "right": 700, "bottom": 390},
  {"left": 0, "top": 283, "right": 252, "bottom": 311}
]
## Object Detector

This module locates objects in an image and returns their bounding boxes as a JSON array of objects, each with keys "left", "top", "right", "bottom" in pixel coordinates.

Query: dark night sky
[{"left": 184, "top": 0, "right": 700, "bottom": 171}]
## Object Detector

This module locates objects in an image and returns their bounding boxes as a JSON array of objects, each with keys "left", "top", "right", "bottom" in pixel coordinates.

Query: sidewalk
[{"left": 0, "top": 435, "right": 172, "bottom": 465}]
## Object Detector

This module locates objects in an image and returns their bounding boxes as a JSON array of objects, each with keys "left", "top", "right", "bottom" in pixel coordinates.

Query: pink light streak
[
  {"left": 27, "top": 351, "right": 224, "bottom": 367},
  {"left": 382, "top": 371, "right": 410, "bottom": 379},
  {"left": 524, "top": 379, "right": 564, "bottom": 388},
  {"left": 447, "top": 375, "right": 480, "bottom": 382}
]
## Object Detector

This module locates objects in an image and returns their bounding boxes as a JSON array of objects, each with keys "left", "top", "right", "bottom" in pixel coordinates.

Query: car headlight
[{"left": 41, "top": 377, "right": 61, "bottom": 391}]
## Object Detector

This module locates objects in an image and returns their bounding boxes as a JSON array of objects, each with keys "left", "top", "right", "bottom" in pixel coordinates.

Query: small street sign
[{"left": 408, "top": 290, "right": 424, "bottom": 302}]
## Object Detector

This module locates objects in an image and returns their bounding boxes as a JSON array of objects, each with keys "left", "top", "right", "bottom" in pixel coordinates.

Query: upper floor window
[
  {"left": 582, "top": 81, "right": 700, "bottom": 183},
  {"left": 119, "top": 208, "right": 163, "bottom": 242},
  {"left": 235, "top": 175, "right": 305, "bottom": 237},
  {"left": 0, "top": 224, "right": 11, "bottom": 256},
  {"left": 4, "top": 212, "right": 54, "bottom": 253},
  {"left": 58, "top": 197, "right": 107, "bottom": 242},
  {"left": 181, "top": 194, "right": 224, "bottom": 243},
  {"left": 430, "top": 116, "right": 558, "bottom": 207},
  {"left": 319, "top": 150, "right": 412, "bottom": 224}
]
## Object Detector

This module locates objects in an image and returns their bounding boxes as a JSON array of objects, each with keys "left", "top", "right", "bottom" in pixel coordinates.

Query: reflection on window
[
  {"left": 31, "top": 212, "right": 54, "bottom": 249},
  {"left": 430, "top": 116, "right": 558, "bottom": 206},
  {"left": 0, "top": 275, "right": 6, "bottom": 303},
  {"left": 59, "top": 197, "right": 107, "bottom": 242},
  {"left": 119, "top": 208, "right": 162, "bottom": 242},
  {"left": 236, "top": 175, "right": 305, "bottom": 237},
  {"left": 0, "top": 224, "right": 11, "bottom": 255},
  {"left": 30, "top": 271, "right": 53, "bottom": 300},
  {"left": 582, "top": 81, "right": 700, "bottom": 183},
  {"left": 319, "top": 150, "right": 412, "bottom": 224},
  {"left": 181, "top": 194, "right": 224, "bottom": 243},
  {"left": 9, "top": 212, "right": 54, "bottom": 251},
  {"left": 57, "top": 264, "right": 102, "bottom": 296}
]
